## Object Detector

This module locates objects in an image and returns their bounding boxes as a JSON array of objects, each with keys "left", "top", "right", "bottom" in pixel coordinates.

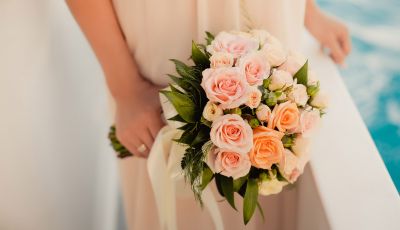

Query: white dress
[{"left": 112, "top": 0, "right": 306, "bottom": 229}]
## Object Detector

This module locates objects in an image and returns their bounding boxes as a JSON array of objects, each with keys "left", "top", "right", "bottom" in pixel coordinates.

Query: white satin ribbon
[{"left": 146, "top": 93, "right": 224, "bottom": 230}]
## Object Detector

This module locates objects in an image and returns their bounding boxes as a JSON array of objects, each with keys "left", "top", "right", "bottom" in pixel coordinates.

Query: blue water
[{"left": 318, "top": 0, "right": 400, "bottom": 191}]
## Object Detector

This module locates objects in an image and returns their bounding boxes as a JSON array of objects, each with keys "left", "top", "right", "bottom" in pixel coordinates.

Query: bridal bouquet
[
  {"left": 160, "top": 30, "right": 327, "bottom": 224},
  {"left": 110, "top": 29, "right": 328, "bottom": 224}
]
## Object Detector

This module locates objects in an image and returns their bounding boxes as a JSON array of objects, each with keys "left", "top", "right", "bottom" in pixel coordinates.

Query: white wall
[{"left": 0, "top": 1, "right": 117, "bottom": 229}]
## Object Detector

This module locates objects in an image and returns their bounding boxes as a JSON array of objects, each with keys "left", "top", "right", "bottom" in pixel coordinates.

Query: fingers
[
  {"left": 137, "top": 129, "right": 154, "bottom": 158},
  {"left": 149, "top": 116, "right": 164, "bottom": 139},
  {"left": 327, "top": 37, "right": 346, "bottom": 65},
  {"left": 117, "top": 130, "right": 146, "bottom": 158},
  {"left": 339, "top": 28, "right": 352, "bottom": 56}
]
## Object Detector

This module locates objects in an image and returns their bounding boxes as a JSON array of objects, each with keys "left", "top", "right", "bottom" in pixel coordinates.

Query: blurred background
[
  {"left": 319, "top": 0, "right": 400, "bottom": 190},
  {"left": 0, "top": 0, "right": 398, "bottom": 230}
]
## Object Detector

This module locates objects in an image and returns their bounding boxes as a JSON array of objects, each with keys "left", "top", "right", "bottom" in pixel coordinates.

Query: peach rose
[
  {"left": 245, "top": 87, "right": 262, "bottom": 109},
  {"left": 237, "top": 51, "right": 271, "bottom": 86},
  {"left": 207, "top": 147, "right": 251, "bottom": 179},
  {"left": 210, "top": 52, "right": 234, "bottom": 68},
  {"left": 201, "top": 67, "right": 249, "bottom": 109},
  {"left": 207, "top": 31, "right": 259, "bottom": 58},
  {"left": 248, "top": 126, "right": 285, "bottom": 169},
  {"left": 268, "top": 101, "right": 300, "bottom": 132},
  {"left": 210, "top": 114, "right": 253, "bottom": 154}
]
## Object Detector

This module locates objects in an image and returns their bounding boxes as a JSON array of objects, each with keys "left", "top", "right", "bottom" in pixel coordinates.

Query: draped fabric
[{"left": 112, "top": 1, "right": 306, "bottom": 229}]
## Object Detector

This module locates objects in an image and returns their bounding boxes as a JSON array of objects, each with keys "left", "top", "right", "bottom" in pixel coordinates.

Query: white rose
[
  {"left": 292, "top": 135, "right": 311, "bottom": 158},
  {"left": 259, "top": 177, "right": 288, "bottom": 196},
  {"left": 202, "top": 101, "right": 223, "bottom": 121},
  {"left": 245, "top": 87, "right": 262, "bottom": 109},
  {"left": 268, "top": 70, "right": 294, "bottom": 91},
  {"left": 288, "top": 84, "right": 309, "bottom": 106},
  {"left": 250, "top": 29, "right": 270, "bottom": 46},
  {"left": 210, "top": 52, "right": 234, "bottom": 68},
  {"left": 256, "top": 103, "right": 271, "bottom": 122},
  {"left": 261, "top": 43, "right": 287, "bottom": 67},
  {"left": 307, "top": 70, "right": 319, "bottom": 86},
  {"left": 265, "top": 35, "right": 283, "bottom": 48},
  {"left": 279, "top": 51, "right": 307, "bottom": 76},
  {"left": 310, "top": 91, "right": 329, "bottom": 109}
]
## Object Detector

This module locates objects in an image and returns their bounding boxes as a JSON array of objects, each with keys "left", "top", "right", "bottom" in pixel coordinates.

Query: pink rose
[
  {"left": 278, "top": 51, "right": 307, "bottom": 76},
  {"left": 279, "top": 149, "right": 302, "bottom": 183},
  {"left": 201, "top": 67, "right": 249, "bottom": 109},
  {"left": 237, "top": 52, "right": 271, "bottom": 86},
  {"left": 245, "top": 87, "right": 262, "bottom": 109},
  {"left": 207, "top": 31, "right": 259, "bottom": 58},
  {"left": 210, "top": 52, "right": 234, "bottom": 68},
  {"left": 210, "top": 114, "right": 253, "bottom": 154},
  {"left": 207, "top": 147, "right": 251, "bottom": 179},
  {"left": 289, "top": 109, "right": 321, "bottom": 137}
]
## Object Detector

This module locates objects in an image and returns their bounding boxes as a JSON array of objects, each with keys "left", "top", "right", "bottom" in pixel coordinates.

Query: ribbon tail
[{"left": 147, "top": 126, "right": 178, "bottom": 230}]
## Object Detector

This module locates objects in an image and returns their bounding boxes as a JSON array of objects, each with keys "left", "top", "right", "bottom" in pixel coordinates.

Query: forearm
[
  {"left": 66, "top": 0, "right": 143, "bottom": 100},
  {"left": 305, "top": 0, "right": 321, "bottom": 27}
]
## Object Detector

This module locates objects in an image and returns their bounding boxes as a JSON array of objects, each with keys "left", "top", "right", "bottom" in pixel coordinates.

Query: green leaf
[
  {"left": 167, "top": 114, "right": 186, "bottom": 122},
  {"left": 108, "top": 125, "right": 133, "bottom": 158},
  {"left": 282, "top": 135, "right": 295, "bottom": 148},
  {"left": 191, "top": 125, "right": 210, "bottom": 146},
  {"left": 177, "top": 124, "right": 197, "bottom": 145},
  {"left": 256, "top": 202, "right": 265, "bottom": 222},
  {"left": 191, "top": 41, "right": 210, "bottom": 67},
  {"left": 307, "top": 82, "right": 320, "bottom": 97},
  {"left": 169, "top": 83, "right": 184, "bottom": 94},
  {"left": 215, "top": 174, "right": 225, "bottom": 197},
  {"left": 200, "top": 165, "right": 214, "bottom": 191},
  {"left": 205, "top": 31, "right": 215, "bottom": 45},
  {"left": 168, "top": 74, "right": 191, "bottom": 92},
  {"left": 160, "top": 90, "right": 196, "bottom": 123},
  {"left": 262, "top": 78, "right": 272, "bottom": 89},
  {"left": 200, "top": 116, "right": 212, "bottom": 128},
  {"left": 170, "top": 59, "right": 198, "bottom": 81},
  {"left": 243, "top": 179, "right": 259, "bottom": 225},
  {"left": 233, "top": 176, "right": 247, "bottom": 192},
  {"left": 218, "top": 174, "right": 237, "bottom": 210},
  {"left": 293, "top": 60, "right": 308, "bottom": 86},
  {"left": 265, "top": 92, "right": 277, "bottom": 107}
]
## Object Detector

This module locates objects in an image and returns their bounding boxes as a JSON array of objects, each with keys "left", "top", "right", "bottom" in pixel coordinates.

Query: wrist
[{"left": 110, "top": 77, "right": 149, "bottom": 104}]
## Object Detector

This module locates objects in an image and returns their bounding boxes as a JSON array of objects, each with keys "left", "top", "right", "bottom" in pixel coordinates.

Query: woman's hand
[
  {"left": 115, "top": 80, "right": 165, "bottom": 158},
  {"left": 305, "top": 3, "right": 352, "bottom": 65}
]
